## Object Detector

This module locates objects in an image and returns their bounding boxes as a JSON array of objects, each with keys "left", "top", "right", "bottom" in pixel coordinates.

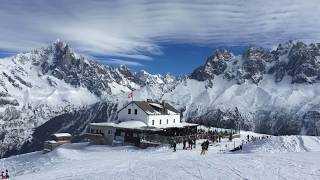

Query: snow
[
  {"left": 90, "top": 121, "right": 147, "bottom": 129},
  {"left": 1, "top": 133, "right": 320, "bottom": 180},
  {"left": 46, "top": 140, "right": 57, "bottom": 144},
  {"left": 117, "top": 121, "right": 147, "bottom": 128},
  {"left": 52, "top": 133, "right": 72, "bottom": 138},
  {"left": 149, "top": 103, "right": 163, "bottom": 108},
  {"left": 241, "top": 135, "right": 320, "bottom": 153},
  {"left": 90, "top": 122, "right": 117, "bottom": 127}
]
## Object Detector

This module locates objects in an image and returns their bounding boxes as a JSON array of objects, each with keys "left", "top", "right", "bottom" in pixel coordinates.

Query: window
[
  {"left": 173, "top": 119, "right": 175, "bottom": 123},
  {"left": 108, "top": 130, "right": 111, "bottom": 135},
  {"left": 152, "top": 120, "right": 154, "bottom": 125},
  {"left": 128, "top": 109, "right": 131, "bottom": 114},
  {"left": 166, "top": 119, "right": 169, "bottom": 124},
  {"left": 134, "top": 109, "right": 138, "bottom": 115},
  {"left": 160, "top": 119, "right": 162, "bottom": 124}
]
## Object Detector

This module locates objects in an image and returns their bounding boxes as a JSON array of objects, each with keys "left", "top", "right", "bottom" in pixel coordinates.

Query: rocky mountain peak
[{"left": 190, "top": 48, "right": 233, "bottom": 81}]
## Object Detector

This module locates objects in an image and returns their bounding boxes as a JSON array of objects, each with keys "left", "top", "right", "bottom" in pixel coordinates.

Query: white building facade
[{"left": 117, "top": 100, "right": 181, "bottom": 127}]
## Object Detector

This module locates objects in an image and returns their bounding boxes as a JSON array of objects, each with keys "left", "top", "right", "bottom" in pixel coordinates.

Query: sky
[{"left": 1, "top": 0, "right": 320, "bottom": 75}]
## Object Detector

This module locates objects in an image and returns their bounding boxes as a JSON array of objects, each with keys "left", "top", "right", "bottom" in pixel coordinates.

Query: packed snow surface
[
  {"left": 1, "top": 134, "right": 320, "bottom": 180},
  {"left": 242, "top": 135, "right": 320, "bottom": 153}
]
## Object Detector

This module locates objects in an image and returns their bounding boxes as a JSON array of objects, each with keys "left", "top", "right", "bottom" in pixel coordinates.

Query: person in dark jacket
[
  {"left": 201, "top": 141, "right": 206, "bottom": 155},
  {"left": 183, "top": 139, "right": 187, "bottom": 150},
  {"left": 188, "top": 138, "right": 193, "bottom": 150},
  {"left": 1, "top": 171, "right": 4, "bottom": 179},
  {"left": 173, "top": 141, "right": 177, "bottom": 152},
  {"left": 205, "top": 140, "right": 209, "bottom": 151}
]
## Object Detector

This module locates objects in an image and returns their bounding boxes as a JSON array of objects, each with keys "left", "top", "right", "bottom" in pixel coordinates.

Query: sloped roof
[
  {"left": 118, "top": 100, "right": 180, "bottom": 115},
  {"left": 134, "top": 101, "right": 180, "bottom": 115}
]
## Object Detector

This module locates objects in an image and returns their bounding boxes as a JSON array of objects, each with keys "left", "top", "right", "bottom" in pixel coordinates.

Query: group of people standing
[
  {"left": 182, "top": 137, "right": 196, "bottom": 150},
  {"left": 171, "top": 136, "right": 212, "bottom": 156},
  {"left": 171, "top": 136, "right": 196, "bottom": 152},
  {"left": 1, "top": 170, "right": 9, "bottom": 179}
]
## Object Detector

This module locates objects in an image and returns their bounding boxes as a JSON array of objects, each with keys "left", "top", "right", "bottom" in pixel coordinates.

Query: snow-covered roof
[
  {"left": 157, "top": 122, "right": 198, "bottom": 129},
  {"left": 90, "top": 121, "right": 147, "bottom": 129},
  {"left": 52, "top": 133, "right": 72, "bottom": 138},
  {"left": 149, "top": 103, "right": 163, "bottom": 108},
  {"left": 46, "top": 140, "right": 57, "bottom": 144},
  {"left": 117, "top": 121, "right": 147, "bottom": 128},
  {"left": 90, "top": 122, "right": 117, "bottom": 127}
]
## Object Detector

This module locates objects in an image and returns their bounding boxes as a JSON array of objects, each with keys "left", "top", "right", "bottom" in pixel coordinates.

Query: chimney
[{"left": 162, "top": 100, "right": 167, "bottom": 113}]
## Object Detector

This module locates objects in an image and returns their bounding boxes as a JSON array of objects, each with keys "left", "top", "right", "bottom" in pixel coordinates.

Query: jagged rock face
[
  {"left": 302, "top": 111, "right": 320, "bottom": 136},
  {"left": 287, "top": 42, "right": 320, "bottom": 83},
  {"left": 186, "top": 107, "right": 252, "bottom": 131},
  {"left": 39, "top": 41, "right": 145, "bottom": 96},
  {"left": 191, "top": 49, "right": 233, "bottom": 81},
  {"left": 191, "top": 42, "right": 320, "bottom": 84},
  {"left": 241, "top": 47, "right": 273, "bottom": 84}
]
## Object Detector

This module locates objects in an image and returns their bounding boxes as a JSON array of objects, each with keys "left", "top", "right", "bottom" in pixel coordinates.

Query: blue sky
[
  {"left": 0, "top": 0, "right": 320, "bottom": 75},
  {"left": 95, "top": 43, "right": 250, "bottom": 75}
]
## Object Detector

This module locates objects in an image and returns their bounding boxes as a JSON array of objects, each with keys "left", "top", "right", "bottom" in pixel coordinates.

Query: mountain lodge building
[{"left": 86, "top": 99, "right": 198, "bottom": 147}]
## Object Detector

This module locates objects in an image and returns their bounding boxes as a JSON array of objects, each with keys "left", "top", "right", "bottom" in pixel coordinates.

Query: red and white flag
[{"left": 128, "top": 91, "right": 133, "bottom": 100}]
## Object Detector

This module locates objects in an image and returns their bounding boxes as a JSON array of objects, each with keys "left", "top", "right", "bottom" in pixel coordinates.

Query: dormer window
[{"left": 128, "top": 109, "right": 131, "bottom": 114}]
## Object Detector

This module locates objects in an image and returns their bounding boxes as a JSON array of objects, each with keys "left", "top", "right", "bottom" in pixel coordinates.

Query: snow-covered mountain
[{"left": 1, "top": 40, "right": 320, "bottom": 158}]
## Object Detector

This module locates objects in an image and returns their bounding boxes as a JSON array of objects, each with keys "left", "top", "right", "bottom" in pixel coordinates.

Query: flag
[{"left": 128, "top": 91, "right": 133, "bottom": 99}]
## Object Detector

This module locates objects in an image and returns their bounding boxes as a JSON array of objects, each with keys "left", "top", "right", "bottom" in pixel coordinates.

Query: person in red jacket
[{"left": 5, "top": 170, "right": 9, "bottom": 179}]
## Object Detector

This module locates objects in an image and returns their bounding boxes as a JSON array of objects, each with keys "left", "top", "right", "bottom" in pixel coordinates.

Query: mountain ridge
[{"left": 1, "top": 40, "right": 320, "bottom": 158}]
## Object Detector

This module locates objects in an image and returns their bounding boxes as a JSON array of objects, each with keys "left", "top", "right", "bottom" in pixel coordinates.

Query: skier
[
  {"left": 183, "top": 139, "right": 187, "bottom": 150},
  {"left": 173, "top": 140, "right": 177, "bottom": 152},
  {"left": 192, "top": 136, "right": 197, "bottom": 149},
  {"left": 5, "top": 170, "right": 9, "bottom": 179},
  {"left": 200, "top": 140, "right": 207, "bottom": 155},
  {"left": 188, "top": 137, "right": 193, "bottom": 150},
  {"left": 205, "top": 140, "right": 209, "bottom": 151},
  {"left": 218, "top": 135, "right": 221, "bottom": 143},
  {"left": 1, "top": 171, "right": 4, "bottom": 179},
  {"left": 247, "top": 134, "right": 250, "bottom": 142}
]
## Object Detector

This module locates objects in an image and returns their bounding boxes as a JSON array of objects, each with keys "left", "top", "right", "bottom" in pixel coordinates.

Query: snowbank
[{"left": 242, "top": 135, "right": 320, "bottom": 153}]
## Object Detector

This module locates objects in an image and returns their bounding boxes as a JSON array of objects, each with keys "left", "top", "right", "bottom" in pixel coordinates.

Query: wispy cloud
[
  {"left": 102, "top": 59, "right": 143, "bottom": 67},
  {"left": 0, "top": 0, "right": 320, "bottom": 61}
]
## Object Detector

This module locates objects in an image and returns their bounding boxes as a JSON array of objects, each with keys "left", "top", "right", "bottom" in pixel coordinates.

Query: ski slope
[
  {"left": 1, "top": 135, "right": 320, "bottom": 180},
  {"left": 242, "top": 135, "right": 320, "bottom": 153}
]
